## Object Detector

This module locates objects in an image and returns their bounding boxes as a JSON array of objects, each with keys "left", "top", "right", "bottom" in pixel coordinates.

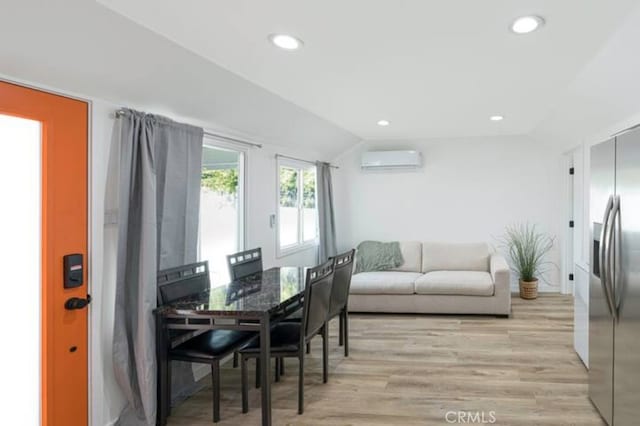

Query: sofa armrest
[
  {"left": 490, "top": 254, "right": 510, "bottom": 285},
  {"left": 490, "top": 254, "right": 511, "bottom": 315}
]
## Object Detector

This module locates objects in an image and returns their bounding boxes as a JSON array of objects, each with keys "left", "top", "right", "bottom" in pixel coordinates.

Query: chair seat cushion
[
  {"left": 282, "top": 308, "right": 302, "bottom": 322},
  {"left": 283, "top": 307, "right": 344, "bottom": 324},
  {"left": 350, "top": 272, "right": 421, "bottom": 295},
  {"left": 171, "top": 329, "right": 255, "bottom": 360},
  {"left": 414, "top": 271, "right": 494, "bottom": 296},
  {"left": 240, "top": 322, "right": 302, "bottom": 354}
]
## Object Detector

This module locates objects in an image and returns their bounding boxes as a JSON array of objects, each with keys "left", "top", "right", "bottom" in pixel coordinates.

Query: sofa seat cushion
[
  {"left": 350, "top": 272, "right": 422, "bottom": 295},
  {"left": 414, "top": 271, "right": 494, "bottom": 296}
]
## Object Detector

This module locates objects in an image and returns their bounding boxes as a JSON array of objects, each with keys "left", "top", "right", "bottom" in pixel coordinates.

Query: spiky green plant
[{"left": 500, "top": 224, "right": 554, "bottom": 282}]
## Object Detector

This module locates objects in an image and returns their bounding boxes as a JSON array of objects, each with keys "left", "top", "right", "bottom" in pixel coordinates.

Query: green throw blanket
[{"left": 355, "top": 241, "right": 404, "bottom": 274}]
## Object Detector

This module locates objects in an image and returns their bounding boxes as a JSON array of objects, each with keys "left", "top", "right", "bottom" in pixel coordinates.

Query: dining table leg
[
  {"left": 155, "top": 313, "right": 169, "bottom": 426},
  {"left": 260, "top": 314, "right": 272, "bottom": 426}
]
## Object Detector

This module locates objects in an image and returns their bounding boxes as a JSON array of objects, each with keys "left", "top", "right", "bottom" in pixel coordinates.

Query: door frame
[
  {"left": 202, "top": 135, "right": 249, "bottom": 252},
  {"left": 561, "top": 145, "right": 588, "bottom": 295},
  {"left": 0, "top": 76, "right": 94, "bottom": 425},
  {"left": 561, "top": 150, "right": 575, "bottom": 295}
]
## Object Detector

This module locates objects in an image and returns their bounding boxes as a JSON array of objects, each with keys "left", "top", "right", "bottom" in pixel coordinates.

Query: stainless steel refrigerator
[{"left": 589, "top": 127, "right": 640, "bottom": 425}]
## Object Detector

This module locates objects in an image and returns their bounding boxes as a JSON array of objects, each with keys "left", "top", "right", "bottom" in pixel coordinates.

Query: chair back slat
[
  {"left": 157, "top": 261, "right": 209, "bottom": 305},
  {"left": 328, "top": 249, "right": 356, "bottom": 318},
  {"left": 301, "top": 260, "right": 335, "bottom": 341},
  {"left": 227, "top": 248, "right": 263, "bottom": 281}
]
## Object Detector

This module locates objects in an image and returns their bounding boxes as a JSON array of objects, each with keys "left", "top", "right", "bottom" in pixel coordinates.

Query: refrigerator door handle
[
  {"left": 601, "top": 195, "right": 616, "bottom": 317},
  {"left": 609, "top": 195, "right": 622, "bottom": 318}
]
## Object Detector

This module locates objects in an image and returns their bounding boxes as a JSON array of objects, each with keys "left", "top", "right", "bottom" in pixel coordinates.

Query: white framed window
[
  {"left": 198, "top": 137, "right": 247, "bottom": 286},
  {"left": 276, "top": 157, "right": 318, "bottom": 257}
]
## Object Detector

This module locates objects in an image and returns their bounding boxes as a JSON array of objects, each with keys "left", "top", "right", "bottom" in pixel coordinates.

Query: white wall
[
  {"left": 245, "top": 144, "right": 323, "bottom": 268},
  {"left": 89, "top": 101, "right": 125, "bottom": 426},
  {"left": 333, "top": 136, "right": 562, "bottom": 291}
]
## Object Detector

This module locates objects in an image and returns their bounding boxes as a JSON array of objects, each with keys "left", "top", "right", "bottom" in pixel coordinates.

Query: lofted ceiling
[
  {"left": 0, "top": 0, "right": 359, "bottom": 159},
  {"left": 98, "top": 0, "right": 639, "bottom": 140},
  {"left": 532, "top": 3, "right": 640, "bottom": 150}
]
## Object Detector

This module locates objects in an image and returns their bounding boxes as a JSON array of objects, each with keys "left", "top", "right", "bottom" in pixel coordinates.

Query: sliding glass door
[{"left": 199, "top": 139, "right": 246, "bottom": 286}]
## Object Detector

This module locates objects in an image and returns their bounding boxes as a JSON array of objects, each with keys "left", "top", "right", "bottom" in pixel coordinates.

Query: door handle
[
  {"left": 600, "top": 195, "right": 616, "bottom": 317},
  {"left": 608, "top": 196, "right": 622, "bottom": 318},
  {"left": 605, "top": 196, "right": 620, "bottom": 321},
  {"left": 65, "top": 295, "right": 92, "bottom": 310}
]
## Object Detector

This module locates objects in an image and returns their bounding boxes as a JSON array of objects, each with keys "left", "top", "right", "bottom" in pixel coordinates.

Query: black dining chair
[
  {"left": 327, "top": 249, "right": 356, "bottom": 356},
  {"left": 226, "top": 248, "right": 263, "bottom": 281},
  {"left": 282, "top": 250, "right": 356, "bottom": 357},
  {"left": 226, "top": 248, "right": 263, "bottom": 369},
  {"left": 157, "top": 261, "right": 256, "bottom": 423},
  {"left": 238, "top": 260, "right": 335, "bottom": 415}
]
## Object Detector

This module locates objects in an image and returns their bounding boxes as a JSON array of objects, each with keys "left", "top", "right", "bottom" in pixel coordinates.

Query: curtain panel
[
  {"left": 111, "top": 109, "right": 203, "bottom": 425},
  {"left": 317, "top": 161, "right": 338, "bottom": 263}
]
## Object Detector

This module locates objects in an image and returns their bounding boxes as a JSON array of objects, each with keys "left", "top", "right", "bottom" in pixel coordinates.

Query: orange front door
[{"left": 0, "top": 81, "right": 88, "bottom": 426}]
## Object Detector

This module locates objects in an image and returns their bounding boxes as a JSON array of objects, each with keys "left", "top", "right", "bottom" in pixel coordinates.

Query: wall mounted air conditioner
[{"left": 361, "top": 150, "right": 422, "bottom": 170}]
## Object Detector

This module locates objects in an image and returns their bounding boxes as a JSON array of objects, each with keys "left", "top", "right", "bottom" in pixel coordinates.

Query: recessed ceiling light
[
  {"left": 490, "top": 115, "right": 504, "bottom": 121},
  {"left": 268, "top": 34, "right": 303, "bottom": 50},
  {"left": 511, "top": 15, "right": 545, "bottom": 34},
  {"left": 377, "top": 120, "right": 390, "bottom": 127}
]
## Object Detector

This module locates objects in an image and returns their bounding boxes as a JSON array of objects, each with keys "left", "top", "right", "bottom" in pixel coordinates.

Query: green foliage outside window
[
  {"left": 280, "top": 270, "right": 302, "bottom": 300},
  {"left": 303, "top": 169, "right": 316, "bottom": 209},
  {"left": 279, "top": 166, "right": 316, "bottom": 208},
  {"left": 279, "top": 167, "right": 298, "bottom": 207},
  {"left": 201, "top": 169, "right": 238, "bottom": 196}
]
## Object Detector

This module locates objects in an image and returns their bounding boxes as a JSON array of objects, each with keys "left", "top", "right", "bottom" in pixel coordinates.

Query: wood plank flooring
[{"left": 168, "top": 294, "right": 604, "bottom": 425}]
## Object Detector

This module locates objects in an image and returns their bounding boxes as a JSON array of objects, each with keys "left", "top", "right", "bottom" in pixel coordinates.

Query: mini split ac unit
[{"left": 361, "top": 150, "right": 422, "bottom": 170}]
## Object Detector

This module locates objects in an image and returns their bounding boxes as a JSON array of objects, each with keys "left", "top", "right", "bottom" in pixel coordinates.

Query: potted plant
[{"left": 500, "top": 224, "right": 554, "bottom": 300}]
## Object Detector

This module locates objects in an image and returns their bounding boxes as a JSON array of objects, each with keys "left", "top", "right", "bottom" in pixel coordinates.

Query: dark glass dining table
[{"left": 155, "top": 266, "right": 308, "bottom": 426}]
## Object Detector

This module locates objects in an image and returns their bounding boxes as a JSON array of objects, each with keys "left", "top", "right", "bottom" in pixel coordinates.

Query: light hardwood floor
[{"left": 168, "top": 294, "right": 604, "bottom": 425}]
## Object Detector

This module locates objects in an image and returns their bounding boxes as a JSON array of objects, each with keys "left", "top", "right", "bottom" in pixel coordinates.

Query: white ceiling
[
  {"left": 532, "top": 3, "right": 640, "bottom": 150},
  {"left": 98, "top": 0, "right": 639, "bottom": 140},
  {"left": 0, "top": 0, "right": 359, "bottom": 158}
]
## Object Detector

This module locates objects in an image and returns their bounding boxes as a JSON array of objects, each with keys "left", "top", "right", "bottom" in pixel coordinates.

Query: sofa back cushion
[
  {"left": 421, "top": 242, "right": 490, "bottom": 273},
  {"left": 390, "top": 241, "right": 422, "bottom": 273}
]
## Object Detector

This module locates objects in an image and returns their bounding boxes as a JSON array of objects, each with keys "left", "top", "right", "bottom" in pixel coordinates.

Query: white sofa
[{"left": 349, "top": 242, "right": 511, "bottom": 316}]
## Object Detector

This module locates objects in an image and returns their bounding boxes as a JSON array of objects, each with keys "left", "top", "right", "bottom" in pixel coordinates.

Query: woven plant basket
[{"left": 519, "top": 279, "right": 538, "bottom": 300}]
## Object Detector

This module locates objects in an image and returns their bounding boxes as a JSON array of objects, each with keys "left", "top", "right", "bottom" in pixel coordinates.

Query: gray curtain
[
  {"left": 112, "top": 109, "right": 203, "bottom": 425},
  {"left": 317, "top": 161, "right": 338, "bottom": 263}
]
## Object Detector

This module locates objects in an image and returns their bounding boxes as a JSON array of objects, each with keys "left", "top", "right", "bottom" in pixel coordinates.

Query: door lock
[
  {"left": 65, "top": 295, "right": 92, "bottom": 310},
  {"left": 63, "top": 254, "right": 84, "bottom": 289}
]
